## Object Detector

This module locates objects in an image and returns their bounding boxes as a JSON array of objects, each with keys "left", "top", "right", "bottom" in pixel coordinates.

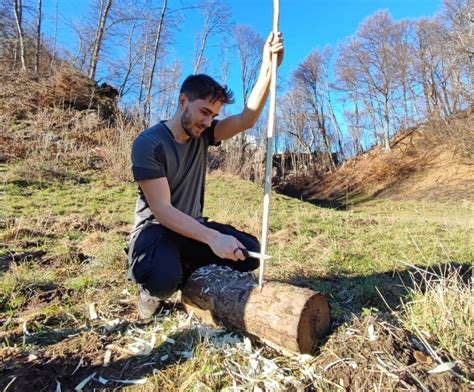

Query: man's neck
[{"left": 165, "top": 115, "right": 189, "bottom": 143}]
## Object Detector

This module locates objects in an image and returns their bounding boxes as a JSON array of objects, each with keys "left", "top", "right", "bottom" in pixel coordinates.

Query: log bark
[{"left": 181, "top": 265, "right": 330, "bottom": 354}]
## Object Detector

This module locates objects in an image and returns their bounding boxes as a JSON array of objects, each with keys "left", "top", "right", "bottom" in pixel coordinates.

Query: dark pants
[{"left": 128, "top": 221, "right": 260, "bottom": 299}]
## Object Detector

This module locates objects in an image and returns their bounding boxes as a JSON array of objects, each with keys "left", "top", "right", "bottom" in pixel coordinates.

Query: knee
[
  {"left": 140, "top": 264, "right": 182, "bottom": 300},
  {"left": 240, "top": 233, "right": 260, "bottom": 253}
]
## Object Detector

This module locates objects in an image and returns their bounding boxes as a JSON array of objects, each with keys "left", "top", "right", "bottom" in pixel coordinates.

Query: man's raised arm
[{"left": 214, "top": 32, "right": 284, "bottom": 142}]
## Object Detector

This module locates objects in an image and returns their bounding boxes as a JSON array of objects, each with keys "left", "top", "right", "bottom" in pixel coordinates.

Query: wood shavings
[
  {"left": 103, "top": 349, "right": 112, "bottom": 366},
  {"left": 367, "top": 324, "right": 376, "bottom": 341},
  {"left": 103, "top": 318, "right": 122, "bottom": 332},
  {"left": 3, "top": 376, "right": 17, "bottom": 392},
  {"left": 22, "top": 321, "right": 30, "bottom": 336},
  {"left": 88, "top": 303, "right": 98, "bottom": 320},
  {"left": 109, "top": 378, "right": 147, "bottom": 385},
  {"left": 71, "top": 357, "right": 83, "bottom": 375},
  {"left": 27, "top": 353, "right": 38, "bottom": 361},
  {"left": 128, "top": 333, "right": 156, "bottom": 356},
  {"left": 428, "top": 361, "right": 457, "bottom": 374},
  {"left": 74, "top": 372, "right": 96, "bottom": 391},
  {"left": 162, "top": 335, "right": 175, "bottom": 344}
]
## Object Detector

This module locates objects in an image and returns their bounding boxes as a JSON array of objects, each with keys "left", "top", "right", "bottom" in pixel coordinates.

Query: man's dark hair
[{"left": 180, "top": 74, "right": 235, "bottom": 104}]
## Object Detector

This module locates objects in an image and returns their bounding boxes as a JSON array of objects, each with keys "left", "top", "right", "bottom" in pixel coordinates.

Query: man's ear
[{"left": 178, "top": 93, "right": 188, "bottom": 110}]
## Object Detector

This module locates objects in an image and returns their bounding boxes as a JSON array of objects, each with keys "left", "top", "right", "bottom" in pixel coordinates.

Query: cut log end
[{"left": 297, "top": 292, "right": 331, "bottom": 353}]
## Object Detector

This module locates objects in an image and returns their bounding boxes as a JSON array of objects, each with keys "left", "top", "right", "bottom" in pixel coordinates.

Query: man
[{"left": 128, "top": 32, "right": 284, "bottom": 319}]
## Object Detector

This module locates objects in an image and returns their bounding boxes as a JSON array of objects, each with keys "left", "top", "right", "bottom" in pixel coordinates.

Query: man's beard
[{"left": 180, "top": 106, "right": 198, "bottom": 139}]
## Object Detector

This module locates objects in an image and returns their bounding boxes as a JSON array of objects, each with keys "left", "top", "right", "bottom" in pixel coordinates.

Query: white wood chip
[
  {"left": 55, "top": 380, "right": 61, "bottom": 392},
  {"left": 71, "top": 357, "right": 84, "bottom": 375},
  {"left": 22, "top": 321, "right": 30, "bottom": 336},
  {"left": 160, "top": 354, "right": 169, "bottom": 361},
  {"left": 27, "top": 353, "right": 38, "bottom": 361},
  {"left": 110, "top": 378, "right": 147, "bottom": 385},
  {"left": 103, "top": 349, "right": 112, "bottom": 366},
  {"left": 104, "top": 318, "right": 121, "bottom": 331},
  {"left": 75, "top": 372, "right": 96, "bottom": 391},
  {"left": 97, "top": 377, "right": 108, "bottom": 385},
  {"left": 367, "top": 324, "right": 376, "bottom": 341},
  {"left": 162, "top": 336, "right": 175, "bottom": 344},
  {"left": 428, "top": 361, "right": 457, "bottom": 374},
  {"left": 88, "top": 303, "right": 98, "bottom": 320}
]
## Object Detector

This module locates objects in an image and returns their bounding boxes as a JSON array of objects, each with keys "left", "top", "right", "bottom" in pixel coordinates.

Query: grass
[
  {"left": 397, "top": 264, "right": 473, "bottom": 363},
  {"left": 1, "top": 165, "right": 473, "bottom": 390}
]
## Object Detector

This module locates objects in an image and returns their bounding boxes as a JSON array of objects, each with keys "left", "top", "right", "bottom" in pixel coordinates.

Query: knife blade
[{"left": 239, "top": 249, "right": 272, "bottom": 260}]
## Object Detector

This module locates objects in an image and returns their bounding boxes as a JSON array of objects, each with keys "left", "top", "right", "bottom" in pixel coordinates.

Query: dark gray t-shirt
[{"left": 131, "top": 120, "right": 219, "bottom": 235}]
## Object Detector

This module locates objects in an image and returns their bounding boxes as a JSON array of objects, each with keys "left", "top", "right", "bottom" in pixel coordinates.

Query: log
[{"left": 181, "top": 265, "right": 330, "bottom": 354}]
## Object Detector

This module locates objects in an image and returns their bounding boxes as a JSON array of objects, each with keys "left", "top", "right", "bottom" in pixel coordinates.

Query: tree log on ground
[{"left": 181, "top": 265, "right": 330, "bottom": 354}]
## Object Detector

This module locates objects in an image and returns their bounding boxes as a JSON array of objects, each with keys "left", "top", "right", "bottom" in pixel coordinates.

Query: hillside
[{"left": 300, "top": 109, "right": 474, "bottom": 205}]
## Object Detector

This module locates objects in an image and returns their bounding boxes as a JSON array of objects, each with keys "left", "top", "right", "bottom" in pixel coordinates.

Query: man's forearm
[
  {"left": 152, "top": 203, "right": 219, "bottom": 245},
  {"left": 240, "top": 63, "right": 272, "bottom": 129}
]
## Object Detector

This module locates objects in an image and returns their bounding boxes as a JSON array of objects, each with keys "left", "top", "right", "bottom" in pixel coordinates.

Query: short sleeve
[
  {"left": 203, "top": 120, "right": 221, "bottom": 147},
  {"left": 131, "top": 135, "right": 166, "bottom": 181}
]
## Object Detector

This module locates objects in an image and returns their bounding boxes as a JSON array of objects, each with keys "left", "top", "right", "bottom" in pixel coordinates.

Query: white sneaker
[{"left": 138, "top": 291, "right": 161, "bottom": 319}]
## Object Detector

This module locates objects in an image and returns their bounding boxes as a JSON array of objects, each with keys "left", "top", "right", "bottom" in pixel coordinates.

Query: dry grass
[
  {"left": 298, "top": 108, "right": 474, "bottom": 205},
  {"left": 398, "top": 263, "right": 473, "bottom": 364}
]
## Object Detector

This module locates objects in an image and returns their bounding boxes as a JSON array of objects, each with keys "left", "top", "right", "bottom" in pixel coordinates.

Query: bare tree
[
  {"left": 143, "top": 0, "right": 167, "bottom": 124},
  {"left": 13, "top": 0, "right": 26, "bottom": 71},
  {"left": 227, "top": 25, "right": 266, "bottom": 169},
  {"left": 88, "top": 0, "right": 113, "bottom": 80},
  {"left": 50, "top": 0, "right": 58, "bottom": 69},
  {"left": 293, "top": 50, "right": 337, "bottom": 170},
  {"left": 34, "top": 0, "right": 41, "bottom": 75},
  {"left": 234, "top": 25, "right": 265, "bottom": 104},
  {"left": 440, "top": 0, "right": 474, "bottom": 106},
  {"left": 193, "top": 0, "right": 231, "bottom": 74},
  {"left": 336, "top": 11, "right": 404, "bottom": 152}
]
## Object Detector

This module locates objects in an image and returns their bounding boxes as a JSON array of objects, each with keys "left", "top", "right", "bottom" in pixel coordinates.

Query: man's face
[{"left": 180, "top": 96, "right": 222, "bottom": 139}]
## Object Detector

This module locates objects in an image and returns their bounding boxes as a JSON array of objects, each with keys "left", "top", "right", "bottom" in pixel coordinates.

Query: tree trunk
[
  {"left": 13, "top": 0, "right": 26, "bottom": 72},
  {"left": 50, "top": 0, "right": 58, "bottom": 70},
  {"left": 181, "top": 265, "right": 330, "bottom": 354},
  {"left": 144, "top": 0, "right": 167, "bottom": 125},
  {"left": 35, "top": 0, "right": 42, "bottom": 75},
  {"left": 88, "top": 0, "right": 113, "bottom": 80},
  {"left": 193, "top": 29, "right": 209, "bottom": 74}
]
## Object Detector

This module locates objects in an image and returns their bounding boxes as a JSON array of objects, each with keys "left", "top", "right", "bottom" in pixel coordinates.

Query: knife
[{"left": 238, "top": 248, "right": 272, "bottom": 260}]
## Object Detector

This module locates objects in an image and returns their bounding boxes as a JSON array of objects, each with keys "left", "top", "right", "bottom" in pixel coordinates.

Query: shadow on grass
[
  {"left": 287, "top": 261, "right": 472, "bottom": 322},
  {"left": 0, "top": 251, "right": 48, "bottom": 273},
  {"left": 273, "top": 183, "right": 376, "bottom": 210},
  {"left": 8, "top": 173, "right": 91, "bottom": 190}
]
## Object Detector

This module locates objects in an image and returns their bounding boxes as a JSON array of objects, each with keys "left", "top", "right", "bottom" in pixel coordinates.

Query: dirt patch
[{"left": 314, "top": 315, "right": 472, "bottom": 391}]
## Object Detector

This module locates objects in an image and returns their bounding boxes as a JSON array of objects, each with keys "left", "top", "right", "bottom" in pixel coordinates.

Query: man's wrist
[{"left": 201, "top": 226, "right": 220, "bottom": 245}]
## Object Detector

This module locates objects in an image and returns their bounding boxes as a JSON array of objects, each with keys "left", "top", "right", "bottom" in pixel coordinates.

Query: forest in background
[{"left": 1, "top": 0, "right": 472, "bottom": 183}]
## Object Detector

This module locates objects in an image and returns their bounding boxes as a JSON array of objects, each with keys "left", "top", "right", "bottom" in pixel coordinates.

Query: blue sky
[{"left": 42, "top": 0, "right": 442, "bottom": 111}]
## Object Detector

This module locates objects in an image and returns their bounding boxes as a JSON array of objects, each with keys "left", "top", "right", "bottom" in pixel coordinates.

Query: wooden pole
[
  {"left": 182, "top": 266, "right": 330, "bottom": 354},
  {"left": 259, "top": 0, "right": 280, "bottom": 291}
]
